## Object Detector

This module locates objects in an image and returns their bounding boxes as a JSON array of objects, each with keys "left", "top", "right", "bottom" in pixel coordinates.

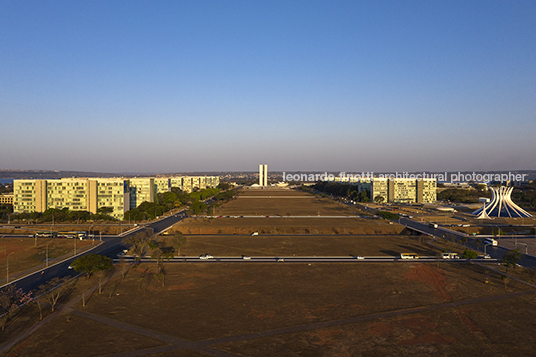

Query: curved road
[{"left": 5, "top": 211, "right": 187, "bottom": 293}]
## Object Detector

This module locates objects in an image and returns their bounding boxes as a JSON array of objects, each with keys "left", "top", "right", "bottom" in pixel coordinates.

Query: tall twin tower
[{"left": 259, "top": 164, "right": 268, "bottom": 186}]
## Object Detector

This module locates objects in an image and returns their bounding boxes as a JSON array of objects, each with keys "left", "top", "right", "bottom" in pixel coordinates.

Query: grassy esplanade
[{"left": 2, "top": 188, "right": 536, "bottom": 356}]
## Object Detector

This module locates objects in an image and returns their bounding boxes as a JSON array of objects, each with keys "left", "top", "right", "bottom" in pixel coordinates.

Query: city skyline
[{"left": 1, "top": 1, "right": 535, "bottom": 173}]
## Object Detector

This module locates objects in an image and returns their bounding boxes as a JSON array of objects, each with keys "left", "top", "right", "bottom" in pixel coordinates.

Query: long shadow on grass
[{"left": 380, "top": 249, "right": 401, "bottom": 257}]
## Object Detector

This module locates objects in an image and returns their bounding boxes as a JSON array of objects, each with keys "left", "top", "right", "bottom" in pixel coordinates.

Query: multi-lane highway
[
  {"left": 398, "top": 217, "right": 536, "bottom": 270},
  {"left": 5, "top": 208, "right": 535, "bottom": 293},
  {"left": 4, "top": 210, "right": 188, "bottom": 293}
]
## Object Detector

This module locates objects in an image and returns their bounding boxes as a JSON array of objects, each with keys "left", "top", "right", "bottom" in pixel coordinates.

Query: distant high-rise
[
  {"left": 13, "top": 175, "right": 220, "bottom": 220},
  {"left": 259, "top": 164, "right": 268, "bottom": 186}
]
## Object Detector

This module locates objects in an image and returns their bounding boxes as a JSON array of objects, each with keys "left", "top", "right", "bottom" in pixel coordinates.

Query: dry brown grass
[
  {"left": 214, "top": 189, "right": 361, "bottom": 217},
  {"left": 3, "top": 188, "right": 536, "bottom": 356},
  {"left": 0, "top": 238, "right": 95, "bottom": 280},
  {"left": 2, "top": 262, "right": 533, "bottom": 356},
  {"left": 177, "top": 234, "right": 437, "bottom": 257},
  {"left": 173, "top": 217, "right": 405, "bottom": 235}
]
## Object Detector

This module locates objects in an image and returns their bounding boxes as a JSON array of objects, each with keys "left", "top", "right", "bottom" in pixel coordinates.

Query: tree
[
  {"left": 71, "top": 254, "right": 113, "bottom": 279},
  {"left": 96, "top": 267, "right": 114, "bottom": 294},
  {"left": 32, "top": 290, "right": 46, "bottom": 320},
  {"left": 461, "top": 249, "right": 478, "bottom": 260},
  {"left": 189, "top": 201, "right": 207, "bottom": 215},
  {"left": 151, "top": 247, "right": 164, "bottom": 273},
  {"left": 484, "top": 270, "right": 491, "bottom": 284},
  {"left": 123, "top": 231, "right": 151, "bottom": 258},
  {"left": 39, "top": 277, "right": 72, "bottom": 312},
  {"left": 374, "top": 195, "right": 385, "bottom": 204},
  {"left": 155, "top": 265, "right": 166, "bottom": 287},
  {"left": 170, "top": 233, "right": 187, "bottom": 256},
  {"left": 118, "top": 256, "right": 131, "bottom": 281},
  {"left": 501, "top": 274, "right": 510, "bottom": 289},
  {"left": 162, "top": 191, "right": 178, "bottom": 204},
  {"left": 97, "top": 206, "right": 114, "bottom": 214},
  {"left": 0, "top": 286, "right": 32, "bottom": 331},
  {"left": 502, "top": 249, "right": 523, "bottom": 272}
]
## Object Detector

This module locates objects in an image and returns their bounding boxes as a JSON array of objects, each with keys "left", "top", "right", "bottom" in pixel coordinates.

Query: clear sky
[{"left": 1, "top": 1, "right": 535, "bottom": 174}]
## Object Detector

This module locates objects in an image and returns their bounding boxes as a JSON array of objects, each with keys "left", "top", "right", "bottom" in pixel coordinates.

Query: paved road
[
  {"left": 399, "top": 217, "right": 536, "bottom": 270},
  {"left": 117, "top": 255, "right": 498, "bottom": 264},
  {"left": 6, "top": 210, "right": 188, "bottom": 293},
  {"left": 201, "top": 215, "right": 363, "bottom": 219}
]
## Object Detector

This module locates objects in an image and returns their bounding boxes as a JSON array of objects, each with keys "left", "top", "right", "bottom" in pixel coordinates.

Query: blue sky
[{"left": 1, "top": 1, "right": 535, "bottom": 173}]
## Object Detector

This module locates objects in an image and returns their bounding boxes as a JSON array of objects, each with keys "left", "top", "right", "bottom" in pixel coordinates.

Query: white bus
[
  {"left": 483, "top": 238, "right": 498, "bottom": 246},
  {"left": 58, "top": 231, "right": 86, "bottom": 240},
  {"left": 400, "top": 253, "right": 419, "bottom": 260},
  {"left": 441, "top": 252, "right": 460, "bottom": 259}
]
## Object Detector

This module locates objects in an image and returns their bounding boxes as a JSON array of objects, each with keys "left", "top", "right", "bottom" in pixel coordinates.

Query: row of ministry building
[
  {"left": 324, "top": 176, "right": 437, "bottom": 204},
  {"left": 13, "top": 176, "right": 219, "bottom": 220}
]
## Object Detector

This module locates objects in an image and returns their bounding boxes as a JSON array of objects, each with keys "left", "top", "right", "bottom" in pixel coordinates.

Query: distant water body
[{"left": 0, "top": 179, "right": 13, "bottom": 185}]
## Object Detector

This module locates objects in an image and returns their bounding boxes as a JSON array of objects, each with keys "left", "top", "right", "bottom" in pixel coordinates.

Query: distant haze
[{"left": 1, "top": 1, "right": 535, "bottom": 173}]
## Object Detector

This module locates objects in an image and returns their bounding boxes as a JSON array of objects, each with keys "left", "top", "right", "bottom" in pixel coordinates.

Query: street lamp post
[
  {"left": 484, "top": 243, "right": 492, "bottom": 255},
  {"left": 6, "top": 252, "right": 14, "bottom": 283},
  {"left": 146, "top": 227, "right": 155, "bottom": 241},
  {"left": 516, "top": 242, "right": 528, "bottom": 254}
]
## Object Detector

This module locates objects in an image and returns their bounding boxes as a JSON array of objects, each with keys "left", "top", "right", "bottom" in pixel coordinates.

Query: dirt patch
[
  {"left": 368, "top": 322, "right": 394, "bottom": 337},
  {"left": 249, "top": 309, "right": 276, "bottom": 320},
  {"left": 161, "top": 283, "right": 196, "bottom": 291},
  {"left": 403, "top": 264, "right": 451, "bottom": 302},
  {"left": 308, "top": 329, "right": 345, "bottom": 346},
  {"left": 397, "top": 332, "right": 455, "bottom": 346},
  {"left": 369, "top": 316, "right": 455, "bottom": 346},
  {"left": 454, "top": 309, "right": 482, "bottom": 333}
]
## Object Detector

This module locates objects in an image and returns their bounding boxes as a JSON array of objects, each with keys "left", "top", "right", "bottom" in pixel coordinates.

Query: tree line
[
  {"left": 311, "top": 182, "right": 371, "bottom": 203},
  {"left": 437, "top": 188, "right": 491, "bottom": 203},
  {"left": 7, "top": 184, "right": 237, "bottom": 223},
  {"left": 511, "top": 180, "right": 536, "bottom": 209},
  {"left": 124, "top": 186, "right": 236, "bottom": 220},
  {"left": 0, "top": 253, "right": 114, "bottom": 332},
  {"left": 11, "top": 207, "right": 117, "bottom": 224}
]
